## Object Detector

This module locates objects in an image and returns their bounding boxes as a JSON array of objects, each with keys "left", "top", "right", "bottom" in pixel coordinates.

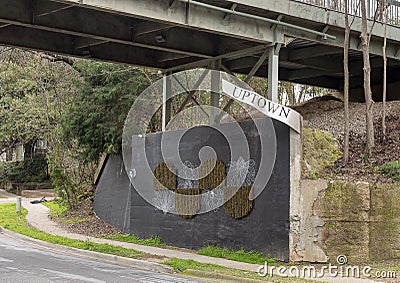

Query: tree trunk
[
  {"left": 343, "top": 0, "right": 350, "bottom": 165},
  {"left": 286, "top": 82, "right": 296, "bottom": 106},
  {"left": 382, "top": 0, "right": 388, "bottom": 141},
  {"left": 360, "top": 0, "right": 375, "bottom": 154}
]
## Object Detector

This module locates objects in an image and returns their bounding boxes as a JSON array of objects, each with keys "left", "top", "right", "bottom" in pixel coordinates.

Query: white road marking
[{"left": 41, "top": 268, "right": 107, "bottom": 283}]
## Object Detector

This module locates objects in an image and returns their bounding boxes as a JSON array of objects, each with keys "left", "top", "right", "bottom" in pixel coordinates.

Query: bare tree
[
  {"left": 343, "top": 0, "right": 351, "bottom": 165},
  {"left": 382, "top": 0, "right": 388, "bottom": 140},
  {"left": 360, "top": 0, "right": 375, "bottom": 154}
]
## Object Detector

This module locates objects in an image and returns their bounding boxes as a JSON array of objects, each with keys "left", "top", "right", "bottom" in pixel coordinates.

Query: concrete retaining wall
[{"left": 298, "top": 179, "right": 400, "bottom": 263}]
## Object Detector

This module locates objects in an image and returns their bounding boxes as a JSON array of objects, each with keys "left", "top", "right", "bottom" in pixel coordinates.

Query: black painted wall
[
  {"left": 94, "top": 117, "right": 291, "bottom": 260},
  {"left": 93, "top": 155, "right": 131, "bottom": 233}
]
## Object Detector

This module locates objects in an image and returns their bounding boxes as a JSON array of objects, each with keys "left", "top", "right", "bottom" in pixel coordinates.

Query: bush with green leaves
[
  {"left": 61, "top": 61, "right": 158, "bottom": 162},
  {"left": 0, "top": 154, "right": 49, "bottom": 185},
  {"left": 377, "top": 160, "right": 400, "bottom": 180}
]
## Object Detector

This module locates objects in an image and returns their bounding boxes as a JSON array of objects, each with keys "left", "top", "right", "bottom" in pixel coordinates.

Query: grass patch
[
  {"left": 0, "top": 203, "right": 148, "bottom": 260},
  {"left": 42, "top": 201, "right": 89, "bottom": 224},
  {"left": 164, "top": 258, "right": 318, "bottom": 282},
  {"left": 164, "top": 258, "right": 223, "bottom": 272},
  {"left": 42, "top": 201, "right": 68, "bottom": 218},
  {"left": 44, "top": 201, "right": 277, "bottom": 265},
  {"left": 198, "top": 245, "right": 276, "bottom": 265},
  {"left": 0, "top": 203, "right": 317, "bottom": 283},
  {"left": 105, "top": 234, "right": 167, "bottom": 248}
]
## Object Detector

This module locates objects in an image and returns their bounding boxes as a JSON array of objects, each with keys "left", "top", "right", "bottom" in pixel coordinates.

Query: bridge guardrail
[{"left": 291, "top": 0, "right": 400, "bottom": 27}]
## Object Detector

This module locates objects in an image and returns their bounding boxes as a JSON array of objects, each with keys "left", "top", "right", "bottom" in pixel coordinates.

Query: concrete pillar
[
  {"left": 162, "top": 74, "right": 172, "bottom": 132},
  {"left": 268, "top": 45, "right": 280, "bottom": 103},
  {"left": 210, "top": 59, "right": 221, "bottom": 124},
  {"left": 16, "top": 196, "right": 21, "bottom": 213}
]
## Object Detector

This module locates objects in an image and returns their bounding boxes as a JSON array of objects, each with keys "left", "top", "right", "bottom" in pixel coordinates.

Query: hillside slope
[{"left": 296, "top": 98, "right": 400, "bottom": 182}]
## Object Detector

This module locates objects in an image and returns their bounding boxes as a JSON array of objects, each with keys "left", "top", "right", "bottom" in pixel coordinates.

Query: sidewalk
[{"left": 13, "top": 198, "right": 380, "bottom": 283}]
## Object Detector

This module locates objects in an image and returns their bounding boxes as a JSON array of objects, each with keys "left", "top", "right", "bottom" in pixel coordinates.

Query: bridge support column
[
  {"left": 268, "top": 44, "right": 281, "bottom": 103},
  {"left": 162, "top": 74, "right": 172, "bottom": 132},
  {"left": 210, "top": 59, "right": 221, "bottom": 124}
]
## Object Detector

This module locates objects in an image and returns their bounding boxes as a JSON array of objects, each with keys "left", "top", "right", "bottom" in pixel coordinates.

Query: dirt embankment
[
  {"left": 52, "top": 200, "right": 121, "bottom": 237},
  {"left": 296, "top": 97, "right": 400, "bottom": 183}
]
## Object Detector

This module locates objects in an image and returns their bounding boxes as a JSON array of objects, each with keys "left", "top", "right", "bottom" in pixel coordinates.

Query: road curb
[
  {"left": 0, "top": 225, "right": 173, "bottom": 274},
  {"left": 184, "top": 269, "right": 265, "bottom": 283}
]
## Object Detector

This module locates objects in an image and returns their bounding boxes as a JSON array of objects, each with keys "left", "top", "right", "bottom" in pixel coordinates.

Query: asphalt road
[{"left": 0, "top": 233, "right": 208, "bottom": 283}]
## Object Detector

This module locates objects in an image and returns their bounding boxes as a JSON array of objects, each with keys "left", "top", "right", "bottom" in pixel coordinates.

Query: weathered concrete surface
[
  {"left": 369, "top": 183, "right": 400, "bottom": 260},
  {"left": 306, "top": 180, "right": 400, "bottom": 263},
  {"left": 291, "top": 179, "right": 328, "bottom": 263}
]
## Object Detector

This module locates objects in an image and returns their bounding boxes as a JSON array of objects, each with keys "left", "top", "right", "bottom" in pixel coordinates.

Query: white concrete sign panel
[{"left": 222, "top": 79, "right": 302, "bottom": 133}]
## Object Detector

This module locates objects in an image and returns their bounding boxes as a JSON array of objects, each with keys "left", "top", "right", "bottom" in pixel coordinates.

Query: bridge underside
[{"left": 0, "top": 0, "right": 400, "bottom": 101}]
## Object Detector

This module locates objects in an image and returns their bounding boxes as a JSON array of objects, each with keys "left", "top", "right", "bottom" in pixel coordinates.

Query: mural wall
[{"left": 94, "top": 117, "right": 291, "bottom": 260}]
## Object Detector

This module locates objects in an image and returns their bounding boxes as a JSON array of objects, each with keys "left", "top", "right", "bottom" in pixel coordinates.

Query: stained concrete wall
[{"left": 301, "top": 179, "right": 400, "bottom": 263}]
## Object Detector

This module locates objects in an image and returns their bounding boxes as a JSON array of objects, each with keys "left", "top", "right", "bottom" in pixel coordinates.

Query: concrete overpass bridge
[{"left": 0, "top": 0, "right": 400, "bottom": 102}]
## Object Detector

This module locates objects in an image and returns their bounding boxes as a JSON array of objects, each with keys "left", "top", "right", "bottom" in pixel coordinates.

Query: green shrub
[
  {"left": 0, "top": 154, "right": 49, "bottom": 184},
  {"left": 302, "top": 128, "right": 342, "bottom": 179},
  {"left": 377, "top": 160, "right": 400, "bottom": 180}
]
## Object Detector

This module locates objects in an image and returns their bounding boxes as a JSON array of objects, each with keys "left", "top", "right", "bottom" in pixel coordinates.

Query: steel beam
[
  {"left": 159, "top": 54, "right": 191, "bottom": 63},
  {"left": 0, "top": 17, "right": 212, "bottom": 59},
  {"left": 74, "top": 38, "right": 108, "bottom": 49},
  {"left": 163, "top": 44, "right": 273, "bottom": 73},
  {"left": 177, "top": 0, "right": 336, "bottom": 40},
  {"left": 396, "top": 48, "right": 400, "bottom": 58},
  {"left": 162, "top": 74, "right": 172, "bottom": 132},
  {"left": 220, "top": 49, "right": 270, "bottom": 116},
  {"left": 0, "top": 0, "right": 235, "bottom": 59},
  {"left": 268, "top": 44, "right": 280, "bottom": 102},
  {"left": 174, "top": 69, "right": 210, "bottom": 115},
  {"left": 0, "top": 23, "right": 10, "bottom": 29},
  {"left": 134, "top": 22, "right": 172, "bottom": 36},
  {"left": 172, "top": 74, "right": 209, "bottom": 119},
  {"left": 45, "top": 0, "right": 400, "bottom": 60},
  {"left": 288, "top": 45, "right": 342, "bottom": 61},
  {"left": 223, "top": 3, "right": 238, "bottom": 21},
  {"left": 288, "top": 69, "right": 342, "bottom": 80},
  {"left": 36, "top": 5, "right": 72, "bottom": 17},
  {"left": 56, "top": 0, "right": 282, "bottom": 44},
  {"left": 210, "top": 59, "right": 221, "bottom": 124},
  {"left": 245, "top": 48, "right": 269, "bottom": 81}
]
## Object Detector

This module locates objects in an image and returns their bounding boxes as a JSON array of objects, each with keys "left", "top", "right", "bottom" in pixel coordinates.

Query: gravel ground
[{"left": 303, "top": 100, "right": 400, "bottom": 138}]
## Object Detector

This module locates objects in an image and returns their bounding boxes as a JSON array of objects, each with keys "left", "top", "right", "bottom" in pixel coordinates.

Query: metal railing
[{"left": 292, "top": 0, "right": 400, "bottom": 26}]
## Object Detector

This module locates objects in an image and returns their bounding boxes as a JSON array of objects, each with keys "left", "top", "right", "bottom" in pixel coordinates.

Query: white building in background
[{"left": 0, "top": 140, "right": 47, "bottom": 163}]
